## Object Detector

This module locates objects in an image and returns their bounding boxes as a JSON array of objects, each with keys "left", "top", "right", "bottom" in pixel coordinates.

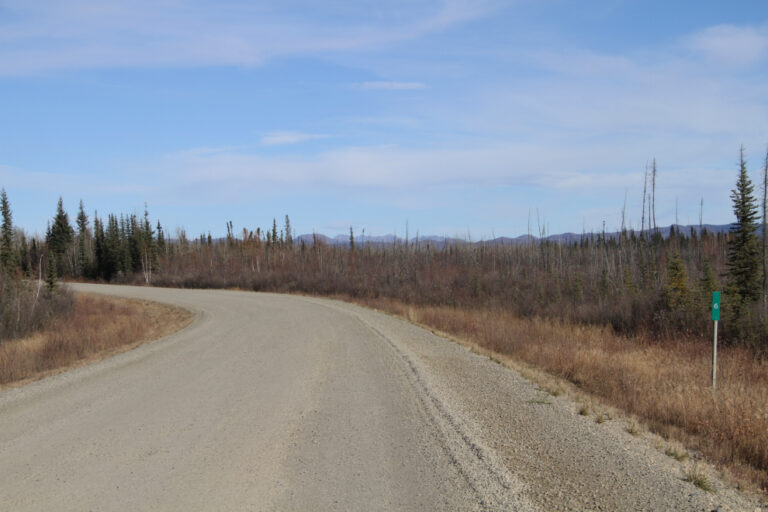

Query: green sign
[{"left": 712, "top": 291, "right": 721, "bottom": 322}]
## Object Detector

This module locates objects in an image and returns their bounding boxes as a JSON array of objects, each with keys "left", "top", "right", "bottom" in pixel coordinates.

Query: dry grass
[
  {"left": 685, "top": 461, "right": 715, "bottom": 493},
  {"left": 626, "top": 418, "right": 641, "bottom": 436},
  {"left": 665, "top": 440, "right": 690, "bottom": 462},
  {"left": 351, "top": 297, "right": 768, "bottom": 494},
  {"left": 0, "top": 293, "right": 194, "bottom": 388}
]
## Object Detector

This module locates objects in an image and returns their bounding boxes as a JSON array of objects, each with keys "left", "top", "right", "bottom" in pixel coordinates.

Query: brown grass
[
  {"left": 0, "top": 293, "right": 194, "bottom": 388},
  {"left": 350, "top": 297, "right": 768, "bottom": 494}
]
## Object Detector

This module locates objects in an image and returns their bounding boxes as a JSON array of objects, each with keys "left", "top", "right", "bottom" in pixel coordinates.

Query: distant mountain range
[{"left": 295, "top": 223, "right": 742, "bottom": 248}]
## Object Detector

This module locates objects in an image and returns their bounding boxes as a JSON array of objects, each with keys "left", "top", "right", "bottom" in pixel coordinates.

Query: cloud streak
[
  {"left": 0, "top": 0, "right": 497, "bottom": 74},
  {"left": 358, "top": 81, "right": 427, "bottom": 90},
  {"left": 260, "top": 132, "right": 329, "bottom": 146},
  {"left": 685, "top": 23, "right": 768, "bottom": 65},
  {"left": 154, "top": 143, "right": 640, "bottom": 192}
]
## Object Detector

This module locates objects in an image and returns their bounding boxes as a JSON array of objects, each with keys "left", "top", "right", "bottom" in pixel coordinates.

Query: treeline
[{"left": 2, "top": 147, "right": 767, "bottom": 347}]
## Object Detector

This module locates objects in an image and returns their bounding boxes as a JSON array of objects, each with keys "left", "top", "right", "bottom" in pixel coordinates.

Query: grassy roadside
[
  {"left": 0, "top": 292, "right": 194, "bottom": 388},
  {"left": 347, "top": 296, "right": 768, "bottom": 496}
]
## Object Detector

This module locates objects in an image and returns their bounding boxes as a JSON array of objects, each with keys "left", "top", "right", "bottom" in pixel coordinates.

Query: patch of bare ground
[
  {"left": 0, "top": 292, "right": 194, "bottom": 388},
  {"left": 347, "top": 296, "right": 768, "bottom": 501}
]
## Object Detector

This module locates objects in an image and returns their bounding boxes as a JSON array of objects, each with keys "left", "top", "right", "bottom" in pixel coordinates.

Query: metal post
[
  {"left": 711, "top": 291, "right": 721, "bottom": 391},
  {"left": 712, "top": 320, "right": 718, "bottom": 390}
]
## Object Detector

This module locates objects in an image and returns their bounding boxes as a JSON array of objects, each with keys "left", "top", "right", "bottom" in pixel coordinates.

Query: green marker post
[{"left": 711, "top": 292, "right": 721, "bottom": 390}]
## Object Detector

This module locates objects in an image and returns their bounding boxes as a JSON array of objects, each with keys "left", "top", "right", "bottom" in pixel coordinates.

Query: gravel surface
[{"left": 0, "top": 284, "right": 764, "bottom": 511}]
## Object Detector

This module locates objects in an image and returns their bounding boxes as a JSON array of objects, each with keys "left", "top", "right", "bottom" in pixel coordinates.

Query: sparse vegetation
[
  {"left": 0, "top": 270, "right": 73, "bottom": 344},
  {"left": 665, "top": 441, "right": 690, "bottom": 462},
  {"left": 527, "top": 394, "right": 552, "bottom": 405},
  {"left": 685, "top": 462, "right": 714, "bottom": 493},
  {"left": 626, "top": 418, "right": 641, "bottom": 436},
  {"left": 0, "top": 293, "right": 192, "bottom": 387}
]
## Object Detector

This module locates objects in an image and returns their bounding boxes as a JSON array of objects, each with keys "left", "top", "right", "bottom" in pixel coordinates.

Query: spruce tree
[
  {"left": 284, "top": 215, "right": 293, "bottom": 247},
  {"left": 762, "top": 146, "right": 768, "bottom": 308},
  {"left": 18, "top": 232, "right": 29, "bottom": 275},
  {"left": 663, "top": 252, "right": 689, "bottom": 311},
  {"left": 726, "top": 146, "right": 761, "bottom": 316},
  {"left": 45, "top": 253, "right": 57, "bottom": 293},
  {"left": 48, "top": 197, "right": 74, "bottom": 274},
  {"left": 76, "top": 200, "right": 89, "bottom": 277},
  {"left": 105, "top": 214, "right": 121, "bottom": 279},
  {"left": 271, "top": 218, "right": 279, "bottom": 249},
  {"left": 0, "top": 188, "right": 15, "bottom": 271},
  {"left": 699, "top": 259, "right": 718, "bottom": 299},
  {"left": 29, "top": 238, "right": 39, "bottom": 276},
  {"left": 93, "top": 214, "right": 106, "bottom": 279},
  {"left": 156, "top": 221, "right": 166, "bottom": 256}
]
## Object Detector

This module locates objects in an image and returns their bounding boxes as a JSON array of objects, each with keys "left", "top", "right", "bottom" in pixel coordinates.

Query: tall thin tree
[
  {"left": 76, "top": 199, "right": 89, "bottom": 277},
  {"left": 762, "top": 145, "right": 768, "bottom": 310},
  {"left": 726, "top": 146, "right": 761, "bottom": 317},
  {"left": 651, "top": 158, "right": 658, "bottom": 233},
  {"left": 641, "top": 165, "right": 648, "bottom": 235},
  {"left": 0, "top": 188, "right": 14, "bottom": 271}
]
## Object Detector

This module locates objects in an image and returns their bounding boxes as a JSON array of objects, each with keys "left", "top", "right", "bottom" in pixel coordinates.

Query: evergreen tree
[
  {"left": 663, "top": 252, "right": 689, "bottom": 311},
  {"left": 18, "top": 231, "right": 29, "bottom": 275},
  {"left": 29, "top": 238, "right": 39, "bottom": 277},
  {"left": 0, "top": 188, "right": 15, "bottom": 271},
  {"left": 156, "top": 221, "right": 166, "bottom": 256},
  {"left": 45, "top": 253, "right": 57, "bottom": 293},
  {"left": 105, "top": 214, "right": 121, "bottom": 279},
  {"left": 726, "top": 146, "right": 761, "bottom": 316},
  {"left": 284, "top": 215, "right": 293, "bottom": 247},
  {"left": 271, "top": 218, "right": 279, "bottom": 249},
  {"left": 699, "top": 259, "right": 718, "bottom": 299},
  {"left": 76, "top": 199, "right": 90, "bottom": 277},
  {"left": 93, "top": 214, "right": 106, "bottom": 279},
  {"left": 762, "top": 146, "right": 768, "bottom": 308},
  {"left": 118, "top": 214, "right": 133, "bottom": 274},
  {"left": 47, "top": 197, "right": 74, "bottom": 274}
]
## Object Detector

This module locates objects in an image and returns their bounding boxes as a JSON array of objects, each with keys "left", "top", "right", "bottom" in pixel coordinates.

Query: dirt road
[{"left": 0, "top": 285, "right": 760, "bottom": 511}]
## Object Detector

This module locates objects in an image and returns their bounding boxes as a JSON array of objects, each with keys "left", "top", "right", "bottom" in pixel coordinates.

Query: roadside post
[{"left": 711, "top": 291, "right": 721, "bottom": 390}]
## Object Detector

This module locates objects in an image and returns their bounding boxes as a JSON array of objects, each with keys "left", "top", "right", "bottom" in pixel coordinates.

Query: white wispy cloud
[
  {"left": 0, "top": 0, "right": 497, "bottom": 74},
  {"left": 154, "top": 143, "right": 638, "bottom": 192},
  {"left": 358, "top": 81, "right": 428, "bottom": 90},
  {"left": 685, "top": 23, "right": 768, "bottom": 65},
  {"left": 260, "top": 132, "right": 329, "bottom": 146}
]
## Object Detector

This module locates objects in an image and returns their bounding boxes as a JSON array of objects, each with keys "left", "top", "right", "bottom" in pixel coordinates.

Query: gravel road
[{"left": 0, "top": 284, "right": 763, "bottom": 511}]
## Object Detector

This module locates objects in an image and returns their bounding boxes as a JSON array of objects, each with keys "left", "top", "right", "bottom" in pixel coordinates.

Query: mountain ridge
[{"left": 294, "top": 223, "right": 739, "bottom": 247}]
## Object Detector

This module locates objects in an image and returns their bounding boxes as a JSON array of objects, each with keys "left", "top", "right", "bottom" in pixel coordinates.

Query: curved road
[{"left": 0, "top": 285, "right": 760, "bottom": 511}]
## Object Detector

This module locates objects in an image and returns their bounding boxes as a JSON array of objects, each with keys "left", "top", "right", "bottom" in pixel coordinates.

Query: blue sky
[{"left": 2, "top": 0, "right": 768, "bottom": 239}]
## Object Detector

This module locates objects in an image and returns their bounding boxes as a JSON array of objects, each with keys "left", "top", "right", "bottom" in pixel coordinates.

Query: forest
[{"left": 2, "top": 151, "right": 767, "bottom": 348}]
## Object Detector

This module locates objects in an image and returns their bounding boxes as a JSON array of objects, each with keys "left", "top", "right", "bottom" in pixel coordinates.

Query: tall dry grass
[
  {"left": 0, "top": 272, "right": 74, "bottom": 343},
  {"left": 0, "top": 293, "right": 192, "bottom": 387},
  {"left": 354, "top": 297, "right": 768, "bottom": 492}
]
